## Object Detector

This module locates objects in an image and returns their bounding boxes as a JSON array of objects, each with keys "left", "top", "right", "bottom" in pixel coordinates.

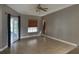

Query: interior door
[{"left": 42, "top": 20, "right": 46, "bottom": 34}]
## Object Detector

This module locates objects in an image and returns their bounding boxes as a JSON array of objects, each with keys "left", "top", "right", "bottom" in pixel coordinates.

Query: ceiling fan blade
[
  {"left": 44, "top": 8, "right": 48, "bottom": 9},
  {"left": 36, "top": 4, "right": 48, "bottom": 12},
  {"left": 40, "top": 8, "right": 47, "bottom": 11}
]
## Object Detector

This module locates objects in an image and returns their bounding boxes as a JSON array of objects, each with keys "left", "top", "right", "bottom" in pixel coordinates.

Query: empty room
[{"left": 0, "top": 4, "right": 79, "bottom": 54}]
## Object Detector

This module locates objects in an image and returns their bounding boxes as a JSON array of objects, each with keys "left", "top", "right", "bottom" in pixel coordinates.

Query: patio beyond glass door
[{"left": 10, "top": 16, "right": 19, "bottom": 44}]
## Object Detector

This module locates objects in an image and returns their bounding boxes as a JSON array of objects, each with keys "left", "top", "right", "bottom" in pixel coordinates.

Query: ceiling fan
[{"left": 36, "top": 4, "right": 48, "bottom": 12}]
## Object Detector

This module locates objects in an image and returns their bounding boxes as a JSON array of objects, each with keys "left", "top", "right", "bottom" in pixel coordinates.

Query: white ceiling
[{"left": 7, "top": 4, "right": 73, "bottom": 16}]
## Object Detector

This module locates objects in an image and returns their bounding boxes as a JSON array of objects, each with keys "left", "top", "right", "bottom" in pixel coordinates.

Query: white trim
[
  {"left": 64, "top": 46, "right": 77, "bottom": 54},
  {"left": 21, "top": 34, "right": 41, "bottom": 39},
  {"left": 42, "top": 34, "right": 78, "bottom": 47},
  {"left": 0, "top": 45, "right": 8, "bottom": 52}
]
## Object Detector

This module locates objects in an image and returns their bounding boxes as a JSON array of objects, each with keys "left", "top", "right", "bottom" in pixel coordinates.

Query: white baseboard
[
  {"left": 64, "top": 46, "right": 77, "bottom": 54},
  {"left": 21, "top": 34, "right": 41, "bottom": 39},
  {"left": 0, "top": 45, "right": 8, "bottom": 52},
  {"left": 42, "top": 34, "right": 78, "bottom": 47}
]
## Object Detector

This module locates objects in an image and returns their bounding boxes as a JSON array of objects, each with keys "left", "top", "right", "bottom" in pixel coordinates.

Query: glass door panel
[{"left": 10, "top": 16, "right": 19, "bottom": 44}]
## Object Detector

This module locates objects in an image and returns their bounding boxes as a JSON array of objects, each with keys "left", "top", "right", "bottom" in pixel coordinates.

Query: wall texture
[{"left": 44, "top": 5, "right": 79, "bottom": 45}]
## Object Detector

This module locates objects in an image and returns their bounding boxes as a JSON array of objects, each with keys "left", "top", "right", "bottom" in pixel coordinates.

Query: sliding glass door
[
  {"left": 10, "top": 16, "right": 19, "bottom": 44},
  {"left": 8, "top": 14, "right": 20, "bottom": 47}
]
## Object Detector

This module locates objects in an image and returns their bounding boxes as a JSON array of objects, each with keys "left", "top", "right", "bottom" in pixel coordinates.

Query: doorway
[
  {"left": 42, "top": 20, "right": 46, "bottom": 34},
  {"left": 8, "top": 14, "right": 21, "bottom": 48}
]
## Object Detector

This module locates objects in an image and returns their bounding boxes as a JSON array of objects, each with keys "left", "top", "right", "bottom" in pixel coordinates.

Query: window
[
  {"left": 28, "top": 27, "right": 38, "bottom": 33},
  {"left": 28, "top": 19, "right": 38, "bottom": 33}
]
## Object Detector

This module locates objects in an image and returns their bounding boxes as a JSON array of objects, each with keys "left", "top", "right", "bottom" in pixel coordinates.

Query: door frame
[
  {"left": 42, "top": 20, "right": 46, "bottom": 34},
  {"left": 7, "top": 14, "right": 21, "bottom": 48}
]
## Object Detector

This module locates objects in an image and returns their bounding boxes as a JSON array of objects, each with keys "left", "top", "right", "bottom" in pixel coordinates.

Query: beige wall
[
  {"left": 44, "top": 5, "right": 79, "bottom": 45},
  {"left": 0, "top": 5, "right": 2, "bottom": 48}
]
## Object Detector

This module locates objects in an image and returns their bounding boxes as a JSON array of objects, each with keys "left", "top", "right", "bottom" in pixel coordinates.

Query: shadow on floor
[{"left": 0, "top": 48, "right": 11, "bottom": 54}]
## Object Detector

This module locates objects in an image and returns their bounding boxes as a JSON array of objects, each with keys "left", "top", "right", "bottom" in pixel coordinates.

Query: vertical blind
[{"left": 28, "top": 19, "right": 38, "bottom": 27}]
